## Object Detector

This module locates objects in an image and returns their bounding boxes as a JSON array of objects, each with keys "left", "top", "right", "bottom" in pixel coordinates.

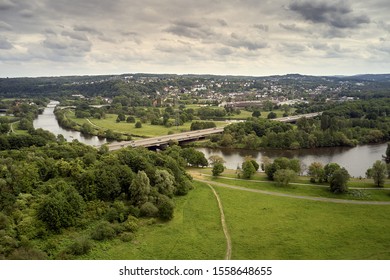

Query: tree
[
  {"left": 273, "top": 169, "right": 297, "bottom": 186},
  {"left": 180, "top": 148, "right": 208, "bottom": 167},
  {"left": 383, "top": 142, "right": 390, "bottom": 163},
  {"left": 264, "top": 162, "right": 278, "bottom": 180},
  {"left": 127, "top": 116, "right": 136, "bottom": 123},
  {"left": 135, "top": 121, "right": 142, "bottom": 128},
  {"left": 308, "top": 162, "right": 325, "bottom": 183},
  {"left": 212, "top": 162, "right": 225, "bottom": 176},
  {"left": 157, "top": 195, "right": 175, "bottom": 220},
  {"left": 329, "top": 167, "right": 350, "bottom": 193},
  {"left": 220, "top": 133, "right": 233, "bottom": 147},
  {"left": 80, "top": 123, "right": 93, "bottom": 135},
  {"left": 267, "top": 111, "right": 277, "bottom": 119},
  {"left": 252, "top": 110, "right": 261, "bottom": 118},
  {"left": 367, "top": 160, "right": 387, "bottom": 187},
  {"left": 208, "top": 155, "right": 225, "bottom": 166},
  {"left": 117, "top": 113, "right": 126, "bottom": 122},
  {"left": 324, "top": 163, "right": 341, "bottom": 182},
  {"left": 38, "top": 187, "right": 84, "bottom": 232},
  {"left": 263, "top": 100, "right": 274, "bottom": 111},
  {"left": 241, "top": 160, "right": 256, "bottom": 179},
  {"left": 155, "top": 169, "right": 176, "bottom": 197},
  {"left": 129, "top": 171, "right": 151, "bottom": 206}
]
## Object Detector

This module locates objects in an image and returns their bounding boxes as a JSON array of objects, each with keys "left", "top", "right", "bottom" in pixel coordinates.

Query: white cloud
[{"left": 0, "top": 0, "right": 388, "bottom": 77}]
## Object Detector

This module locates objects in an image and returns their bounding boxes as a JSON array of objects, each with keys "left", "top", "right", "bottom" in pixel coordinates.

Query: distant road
[
  {"left": 103, "top": 112, "right": 322, "bottom": 151},
  {"left": 275, "top": 112, "right": 322, "bottom": 123}
]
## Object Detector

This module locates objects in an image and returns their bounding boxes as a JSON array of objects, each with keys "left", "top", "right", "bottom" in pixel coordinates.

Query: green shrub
[
  {"left": 120, "top": 232, "right": 134, "bottom": 242},
  {"left": 122, "top": 215, "right": 139, "bottom": 232},
  {"left": 91, "top": 221, "right": 116, "bottom": 241},
  {"left": 8, "top": 246, "right": 47, "bottom": 260},
  {"left": 67, "top": 237, "right": 92, "bottom": 256},
  {"left": 140, "top": 202, "right": 159, "bottom": 217}
]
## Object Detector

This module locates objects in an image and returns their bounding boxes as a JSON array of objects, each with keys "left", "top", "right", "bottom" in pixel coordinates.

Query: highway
[
  {"left": 103, "top": 112, "right": 322, "bottom": 151},
  {"left": 275, "top": 112, "right": 322, "bottom": 123},
  {"left": 106, "top": 127, "right": 224, "bottom": 151}
]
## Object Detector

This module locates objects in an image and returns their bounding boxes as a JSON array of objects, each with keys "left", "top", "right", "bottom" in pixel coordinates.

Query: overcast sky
[{"left": 0, "top": 0, "right": 389, "bottom": 77}]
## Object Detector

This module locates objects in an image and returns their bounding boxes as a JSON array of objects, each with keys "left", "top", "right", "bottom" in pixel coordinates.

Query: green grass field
[
  {"left": 81, "top": 177, "right": 390, "bottom": 260},
  {"left": 216, "top": 184, "right": 390, "bottom": 259},
  {"left": 67, "top": 111, "right": 228, "bottom": 138}
]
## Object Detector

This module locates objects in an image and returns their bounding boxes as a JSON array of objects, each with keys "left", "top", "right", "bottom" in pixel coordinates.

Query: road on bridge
[
  {"left": 102, "top": 112, "right": 322, "bottom": 151},
  {"left": 106, "top": 127, "right": 224, "bottom": 151}
]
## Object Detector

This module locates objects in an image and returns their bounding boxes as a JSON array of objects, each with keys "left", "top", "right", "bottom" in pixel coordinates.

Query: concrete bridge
[
  {"left": 104, "top": 112, "right": 322, "bottom": 151},
  {"left": 106, "top": 127, "right": 224, "bottom": 151}
]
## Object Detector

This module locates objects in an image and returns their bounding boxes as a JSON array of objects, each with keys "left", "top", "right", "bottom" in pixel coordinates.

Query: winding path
[
  {"left": 197, "top": 178, "right": 390, "bottom": 205},
  {"left": 207, "top": 184, "right": 232, "bottom": 260}
]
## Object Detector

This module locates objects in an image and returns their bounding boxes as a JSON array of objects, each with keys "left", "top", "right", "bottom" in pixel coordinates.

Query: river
[
  {"left": 196, "top": 144, "right": 387, "bottom": 178},
  {"left": 34, "top": 101, "right": 387, "bottom": 177},
  {"left": 33, "top": 101, "right": 114, "bottom": 146}
]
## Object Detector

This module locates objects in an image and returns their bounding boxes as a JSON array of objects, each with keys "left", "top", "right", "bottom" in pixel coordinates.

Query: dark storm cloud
[{"left": 289, "top": 0, "right": 370, "bottom": 29}]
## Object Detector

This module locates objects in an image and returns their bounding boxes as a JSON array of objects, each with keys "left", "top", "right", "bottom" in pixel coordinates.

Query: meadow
[
  {"left": 66, "top": 111, "right": 228, "bottom": 138},
  {"left": 81, "top": 178, "right": 390, "bottom": 260},
  {"left": 65, "top": 106, "right": 289, "bottom": 138}
]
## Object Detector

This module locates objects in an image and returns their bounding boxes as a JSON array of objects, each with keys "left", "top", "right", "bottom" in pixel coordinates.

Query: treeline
[
  {"left": 190, "top": 121, "right": 216, "bottom": 131},
  {"left": 0, "top": 141, "right": 207, "bottom": 260},
  {"left": 207, "top": 99, "right": 390, "bottom": 149},
  {"left": 0, "top": 129, "right": 57, "bottom": 150}
]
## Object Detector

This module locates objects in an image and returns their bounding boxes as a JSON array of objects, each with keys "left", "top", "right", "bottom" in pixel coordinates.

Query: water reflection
[
  {"left": 33, "top": 101, "right": 117, "bottom": 147},
  {"left": 197, "top": 143, "right": 387, "bottom": 178}
]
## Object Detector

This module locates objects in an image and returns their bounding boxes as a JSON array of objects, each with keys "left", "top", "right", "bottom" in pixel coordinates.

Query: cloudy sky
[{"left": 0, "top": 0, "right": 389, "bottom": 77}]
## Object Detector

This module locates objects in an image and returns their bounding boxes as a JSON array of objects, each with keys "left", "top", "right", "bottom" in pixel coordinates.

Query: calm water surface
[
  {"left": 196, "top": 143, "right": 387, "bottom": 178},
  {"left": 33, "top": 101, "right": 115, "bottom": 147}
]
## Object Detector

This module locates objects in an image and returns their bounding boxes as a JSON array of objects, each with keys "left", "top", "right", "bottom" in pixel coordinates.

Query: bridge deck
[{"left": 103, "top": 112, "right": 322, "bottom": 151}]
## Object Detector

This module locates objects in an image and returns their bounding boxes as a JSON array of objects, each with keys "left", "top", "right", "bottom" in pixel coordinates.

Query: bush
[
  {"left": 120, "top": 232, "right": 134, "bottom": 242},
  {"left": 8, "top": 246, "right": 47, "bottom": 260},
  {"left": 157, "top": 196, "right": 175, "bottom": 221},
  {"left": 135, "top": 121, "right": 142, "bottom": 128},
  {"left": 212, "top": 163, "right": 225, "bottom": 176},
  {"left": 67, "top": 237, "right": 92, "bottom": 256},
  {"left": 122, "top": 215, "right": 139, "bottom": 232},
  {"left": 140, "top": 202, "right": 159, "bottom": 217},
  {"left": 91, "top": 221, "right": 116, "bottom": 241}
]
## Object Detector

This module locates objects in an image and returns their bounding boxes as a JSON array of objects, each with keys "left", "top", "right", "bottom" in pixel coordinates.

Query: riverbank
[
  {"left": 189, "top": 167, "right": 390, "bottom": 201},
  {"left": 194, "top": 143, "right": 388, "bottom": 178}
]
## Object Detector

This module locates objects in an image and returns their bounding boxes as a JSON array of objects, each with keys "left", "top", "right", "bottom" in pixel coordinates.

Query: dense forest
[{"left": 0, "top": 137, "right": 209, "bottom": 259}]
